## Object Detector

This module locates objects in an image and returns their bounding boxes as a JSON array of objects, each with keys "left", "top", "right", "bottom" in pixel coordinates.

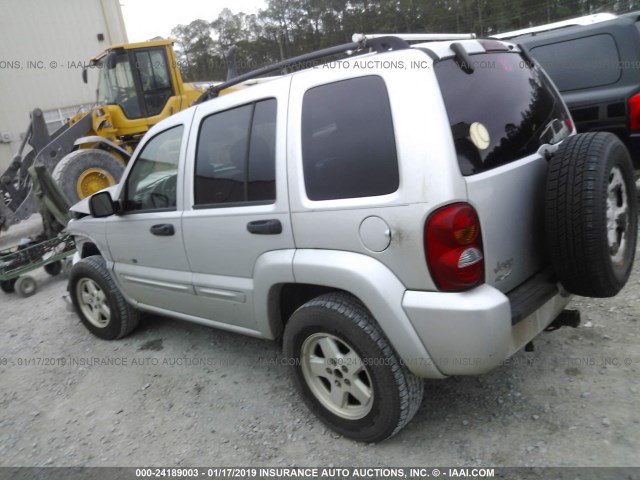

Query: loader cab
[{"left": 95, "top": 46, "right": 174, "bottom": 120}]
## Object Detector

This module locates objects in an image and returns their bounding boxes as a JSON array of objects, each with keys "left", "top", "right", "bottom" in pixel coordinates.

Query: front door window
[{"left": 125, "top": 125, "right": 183, "bottom": 212}]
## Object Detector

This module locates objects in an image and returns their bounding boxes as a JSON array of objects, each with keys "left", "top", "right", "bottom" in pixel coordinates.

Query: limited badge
[{"left": 469, "top": 122, "right": 490, "bottom": 150}]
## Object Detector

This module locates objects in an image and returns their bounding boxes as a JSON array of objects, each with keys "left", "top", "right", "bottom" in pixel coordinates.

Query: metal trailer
[
  {"left": 0, "top": 233, "right": 75, "bottom": 297},
  {"left": 0, "top": 165, "right": 76, "bottom": 297}
]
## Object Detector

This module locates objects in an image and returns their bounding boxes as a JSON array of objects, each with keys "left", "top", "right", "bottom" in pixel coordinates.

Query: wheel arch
[
  {"left": 78, "top": 240, "right": 101, "bottom": 259},
  {"left": 66, "top": 225, "right": 113, "bottom": 266},
  {"left": 256, "top": 249, "right": 444, "bottom": 378},
  {"left": 73, "top": 136, "right": 131, "bottom": 164}
]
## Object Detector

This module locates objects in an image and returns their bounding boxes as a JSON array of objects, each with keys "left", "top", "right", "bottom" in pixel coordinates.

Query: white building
[{"left": 0, "top": 0, "right": 128, "bottom": 170}]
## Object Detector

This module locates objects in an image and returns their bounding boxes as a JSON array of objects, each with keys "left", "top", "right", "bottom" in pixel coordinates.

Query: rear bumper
[{"left": 402, "top": 282, "right": 572, "bottom": 376}]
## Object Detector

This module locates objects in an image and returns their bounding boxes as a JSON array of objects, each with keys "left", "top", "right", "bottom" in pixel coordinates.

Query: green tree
[
  {"left": 171, "top": 0, "right": 640, "bottom": 82},
  {"left": 171, "top": 19, "right": 221, "bottom": 81}
]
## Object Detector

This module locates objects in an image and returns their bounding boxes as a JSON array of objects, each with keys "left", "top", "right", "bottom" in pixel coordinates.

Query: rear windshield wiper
[{"left": 450, "top": 42, "right": 475, "bottom": 74}]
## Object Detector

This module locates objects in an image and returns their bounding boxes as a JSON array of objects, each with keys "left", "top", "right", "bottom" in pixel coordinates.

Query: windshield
[
  {"left": 435, "top": 52, "right": 571, "bottom": 176},
  {"left": 96, "top": 51, "right": 142, "bottom": 119}
]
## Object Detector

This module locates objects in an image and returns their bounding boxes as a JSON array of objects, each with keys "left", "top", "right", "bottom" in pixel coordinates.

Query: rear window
[
  {"left": 530, "top": 34, "right": 621, "bottom": 91},
  {"left": 301, "top": 76, "right": 399, "bottom": 201},
  {"left": 435, "top": 52, "right": 570, "bottom": 176}
]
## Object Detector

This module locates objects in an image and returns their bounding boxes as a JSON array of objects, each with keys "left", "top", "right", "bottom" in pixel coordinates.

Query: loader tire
[
  {"left": 52, "top": 149, "right": 124, "bottom": 205},
  {"left": 546, "top": 132, "right": 638, "bottom": 298}
]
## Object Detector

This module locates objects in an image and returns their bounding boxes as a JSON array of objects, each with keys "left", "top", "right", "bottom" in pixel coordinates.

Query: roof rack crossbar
[
  {"left": 195, "top": 36, "right": 410, "bottom": 104},
  {"left": 353, "top": 33, "right": 476, "bottom": 42}
]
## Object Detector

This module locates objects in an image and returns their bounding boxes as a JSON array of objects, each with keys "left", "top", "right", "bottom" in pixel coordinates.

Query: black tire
[
  {"left": 52, "top": 149, "right": 124, "bottom": 205},
  {"left": 283, "top": 292, "right": 424, "bottom": 442},
  {"left": 1, "top": 279, "right": 16, "bottom": 294},
  {"left": 546, "top": 132, "right": 638, "bottom": 297},
  {"left": 44, "top": 260, "right": 62, "bottom": 276},
  {"left": 14, "top": 275, "right": 37, "bottom": 298},
  {"left": 68, "top": 255, "right": 139, "bottom": 340}
]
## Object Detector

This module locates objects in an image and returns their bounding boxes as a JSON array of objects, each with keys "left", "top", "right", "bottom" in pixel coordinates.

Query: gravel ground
[{"left": 0, "top": 216, "right": 639, "bottom": 468}]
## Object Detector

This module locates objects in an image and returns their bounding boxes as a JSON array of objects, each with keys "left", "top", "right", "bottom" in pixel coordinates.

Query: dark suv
[{"left": 496, "top": 12, "right": 640, "bottom": 168}]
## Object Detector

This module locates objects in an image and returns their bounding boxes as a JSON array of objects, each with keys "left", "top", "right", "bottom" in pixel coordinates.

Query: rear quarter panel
[{"left": 286, "top": 49, "right": 468, "bottom": 291}]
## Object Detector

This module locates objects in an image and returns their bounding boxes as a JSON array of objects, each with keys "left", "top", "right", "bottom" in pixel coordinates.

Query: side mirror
[
  {"left": 82, "top": 68, "right": 88, "bottom": 84},
  {"left": 89, "top": 191, "right": 116, "bottom": 218}
]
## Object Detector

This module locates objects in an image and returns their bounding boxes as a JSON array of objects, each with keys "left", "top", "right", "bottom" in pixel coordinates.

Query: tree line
[{"left": 170, "top": 0, "right": 640, "bottom": 82}]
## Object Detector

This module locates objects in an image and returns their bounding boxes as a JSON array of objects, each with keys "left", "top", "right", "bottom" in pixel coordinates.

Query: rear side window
[
  {"left": 530, "top": 34, "right": 621, "bottom": 91},
  {"left": 195, "top": 99, "right": 276, "bottom": 206},
  {"left": 435, "top": 52, "right": 571, "bottom": 176},
  {"left": 301, "top": 76, "right": 399, "bottom": 201}
]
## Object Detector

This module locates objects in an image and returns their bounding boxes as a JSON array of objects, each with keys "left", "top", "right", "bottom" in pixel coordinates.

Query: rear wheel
[
  {"left": 52, "top": 149, "right": 124, "bottom": 205},
  {"left": 283, "top": 293, "right": 423, "bottom": 442},
  {"left": 44, "top": 260, "right": 62, "bottom": 276},
  {"left": 546, "top": 132, "right": 638, "bottom": 297},
  {"left": 68, "top": 255, "right": 139, "bottom": 340}
]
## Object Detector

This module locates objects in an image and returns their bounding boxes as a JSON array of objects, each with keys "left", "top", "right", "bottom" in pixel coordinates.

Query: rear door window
[
  {"left": 194, "top": 99, "right": 276, "bottom": 206},
  {"left": 435, "top": 52, "right": 571, "bottom": 176}
]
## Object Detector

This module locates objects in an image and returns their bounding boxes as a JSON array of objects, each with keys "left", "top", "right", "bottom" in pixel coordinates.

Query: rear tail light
[
  {"left": 565, "top": 117, "right": 574, "bottom": 133},
  {"left": 629, "top": 93, "right": 640, "bottom": 133},
  {"left": 425, "top": 203, "right": 484, "bottom": 291}
]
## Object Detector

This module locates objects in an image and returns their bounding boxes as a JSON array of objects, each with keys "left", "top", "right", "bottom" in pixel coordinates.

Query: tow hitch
[
  {"left": 544, "top": 309, "right": 581, "bottom": 331},
  {"left": 525, "top": 310, "right": 581, "bottom": 352}
]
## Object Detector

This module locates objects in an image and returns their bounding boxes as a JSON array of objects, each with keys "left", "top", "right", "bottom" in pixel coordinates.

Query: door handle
[
  {"left": 150, "top": 224, "right": 175, "bottom": 236},
  {"left": 246, "top": 219, "right": 282, "bottom": 235}
]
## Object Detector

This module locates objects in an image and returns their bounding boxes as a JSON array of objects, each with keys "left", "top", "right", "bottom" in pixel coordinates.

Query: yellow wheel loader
[{"left": 0, "top": 40, "right": 215, "bottom": 231}]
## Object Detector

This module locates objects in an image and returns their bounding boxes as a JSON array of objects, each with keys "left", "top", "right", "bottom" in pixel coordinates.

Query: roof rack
[
  {"left": 195, "top": 36, "right": 410, "bottom": 104},
  {"left": 352, "top": 33, "right": 476, "bottom": 42}
]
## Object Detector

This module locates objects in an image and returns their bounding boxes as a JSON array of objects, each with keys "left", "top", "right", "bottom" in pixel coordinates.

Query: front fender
[
  {"left": 66, "top": 218, "right": 113, "bottom": 266},
  {"left": 73, "top": 136, "right": 131, "bottom": 161}
]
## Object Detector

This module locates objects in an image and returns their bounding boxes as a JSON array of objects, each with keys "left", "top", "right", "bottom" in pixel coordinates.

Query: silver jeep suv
[{"left": 66, "top": 34, "right": 638, "bottom": 442}]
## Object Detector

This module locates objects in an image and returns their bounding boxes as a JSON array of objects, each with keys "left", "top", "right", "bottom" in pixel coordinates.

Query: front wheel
[
  {"left": 15, "top": 275, "right": 37, "bottom": 298},
  {"left": 283, "top": 293, "right": 424, "bottom": 442},
  {"left": 1, "top": 278, "right": 17, "bottom": 294},
  {"left": 68, "top": 255, "right": 139, "bottom": 340}
]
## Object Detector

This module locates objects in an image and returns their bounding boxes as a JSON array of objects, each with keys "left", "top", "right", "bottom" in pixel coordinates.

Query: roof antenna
[{"left": 225, "top": 45, "right": 238, "bottom": 80}]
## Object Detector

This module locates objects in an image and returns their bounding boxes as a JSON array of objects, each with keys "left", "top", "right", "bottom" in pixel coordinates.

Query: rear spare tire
[
  {"left": 546, "top": 132, "right": 638, "bottom": 297},
  {"left": 52, "top": 149, "right": 124, "bottom": 205}
]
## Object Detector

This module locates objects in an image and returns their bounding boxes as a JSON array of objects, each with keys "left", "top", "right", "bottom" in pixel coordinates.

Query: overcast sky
[{"left": 121, "top": 0, "right": 267, "bottom": 42}]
